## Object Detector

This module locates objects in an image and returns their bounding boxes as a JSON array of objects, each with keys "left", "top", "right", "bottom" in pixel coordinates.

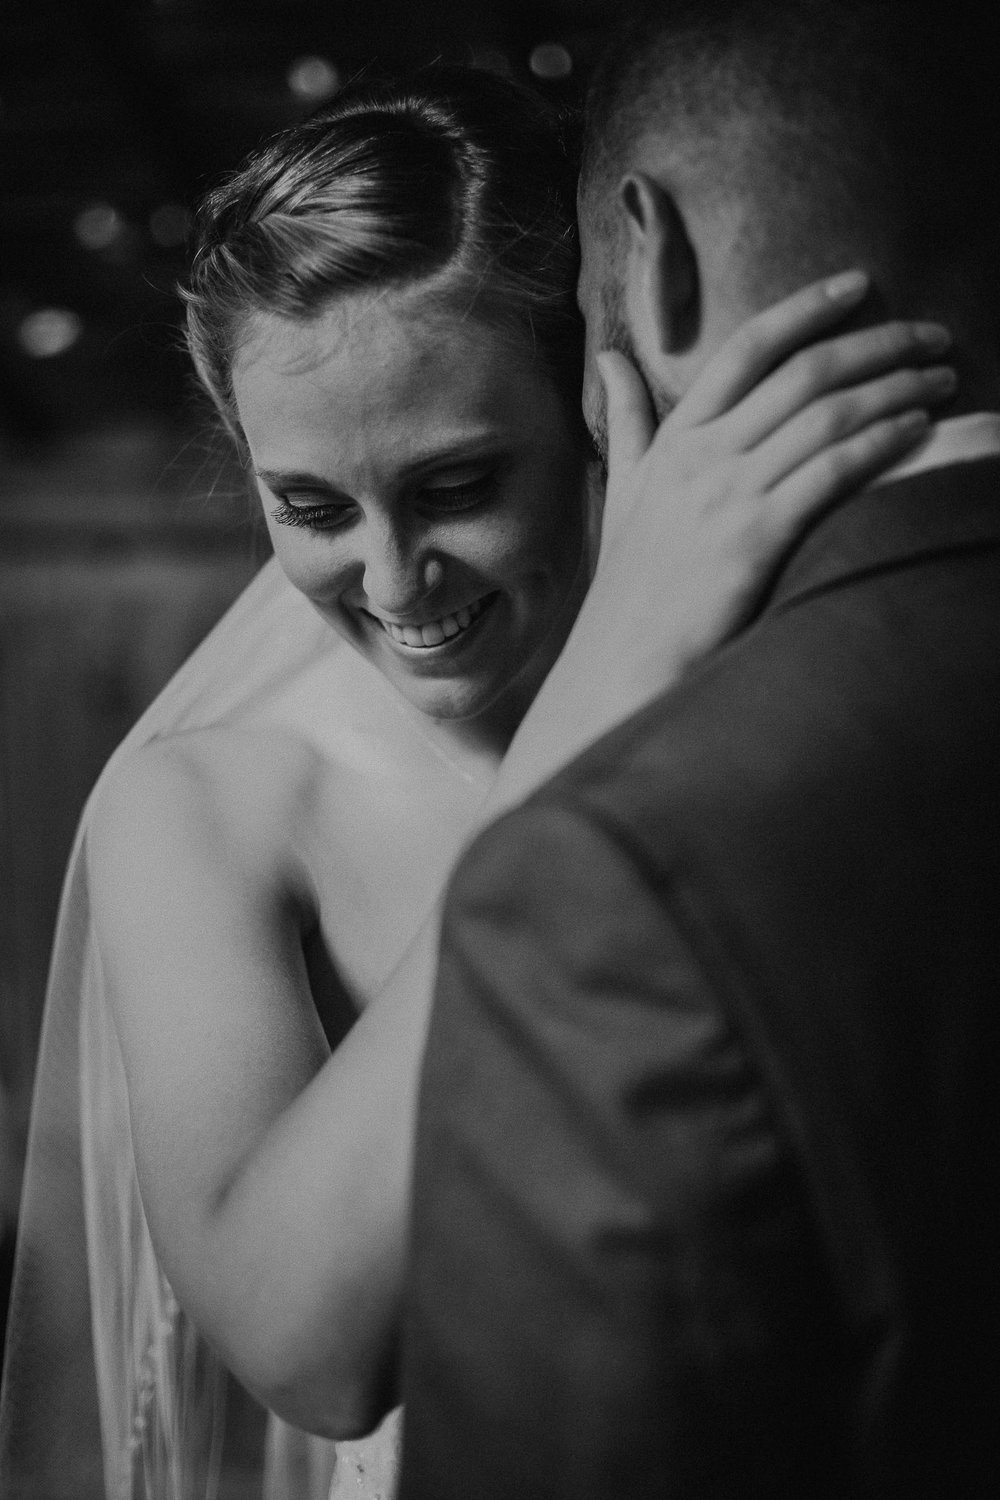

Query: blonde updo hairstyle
[{"left": 183, "top": 66, "right": 584, "bottom": 455}]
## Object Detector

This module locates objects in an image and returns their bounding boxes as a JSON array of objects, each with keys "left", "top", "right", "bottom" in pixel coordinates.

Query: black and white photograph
[{"left": 2, "top": 2, "right": 998, "bottom": 1496}]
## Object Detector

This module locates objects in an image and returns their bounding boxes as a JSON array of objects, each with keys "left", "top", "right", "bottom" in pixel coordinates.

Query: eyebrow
[
  {"left": 253, "top": 433, "right": 507, "bottom": 493},
  {"left": 254, "top": 468, "right": 340, "bottom": 492}
]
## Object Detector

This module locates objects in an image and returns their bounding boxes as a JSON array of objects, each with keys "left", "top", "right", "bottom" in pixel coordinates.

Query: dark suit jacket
[{"left": 400, "top": 457, "right": 1000, "bottom": 1499}]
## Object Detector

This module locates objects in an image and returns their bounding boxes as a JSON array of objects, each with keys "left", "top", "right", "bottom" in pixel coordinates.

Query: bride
[{"left": 0, "top": 66, "right": 953, "bottom": 1500}]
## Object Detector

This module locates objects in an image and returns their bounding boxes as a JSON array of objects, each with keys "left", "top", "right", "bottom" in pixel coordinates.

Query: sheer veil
[{"left": 0, "top": 558, "right": 399, "bottom": 1499}]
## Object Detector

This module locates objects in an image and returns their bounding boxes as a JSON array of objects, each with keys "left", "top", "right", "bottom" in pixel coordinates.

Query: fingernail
[
  {"left": 915, "top": 323, "right": 952, "bottom": 352},
  {"left": 825, "top": 270, "right": 869, "bottom": 301},
  {"left": 924, "top": 365, "right": 957, "bottom": 393}
]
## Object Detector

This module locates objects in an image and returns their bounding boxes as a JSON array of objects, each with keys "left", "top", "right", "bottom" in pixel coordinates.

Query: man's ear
[{"left": 620, "top": 172, "right": 699, "bottom": 369}]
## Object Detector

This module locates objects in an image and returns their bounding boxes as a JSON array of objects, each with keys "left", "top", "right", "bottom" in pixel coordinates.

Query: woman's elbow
[{"left": 234, "top": 1328, "right": 397, "bottom": 1440}]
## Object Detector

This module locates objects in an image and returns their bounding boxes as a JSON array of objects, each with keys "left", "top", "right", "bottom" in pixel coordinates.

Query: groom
[{"left": 401, "top": 1, "right": 1000, "bottom": 1495}]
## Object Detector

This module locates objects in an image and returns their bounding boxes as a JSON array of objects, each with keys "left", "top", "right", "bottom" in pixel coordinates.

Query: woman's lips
[{"left": 372, "top": 593, "right": 496, "bottom": 650}]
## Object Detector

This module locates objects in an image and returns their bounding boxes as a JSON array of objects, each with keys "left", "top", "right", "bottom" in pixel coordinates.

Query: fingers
[
  {"left": 596, "top": 350, "right": 657, "bottom": 479},
  {"left": 746, "top": 363, "right": 955, "bottom": 493},
  {"left": 728, "top": 320, "right": 952, "bottom": 452},
  {"left": 673, "top": 269, "right": 874, "bottom": 427},
  {"left": 768, "top": 409, "right": 932, "bottom": 529}
]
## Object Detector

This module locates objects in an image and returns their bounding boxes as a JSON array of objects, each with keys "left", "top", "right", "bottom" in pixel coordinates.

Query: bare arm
[{"left": 89, "top": 737, "right": 437, "bottom": 1438}]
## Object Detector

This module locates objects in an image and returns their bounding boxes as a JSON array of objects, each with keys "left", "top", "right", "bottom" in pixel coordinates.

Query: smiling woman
[{"left": 235, "top": 291, "right": 586, "bottom": 735}]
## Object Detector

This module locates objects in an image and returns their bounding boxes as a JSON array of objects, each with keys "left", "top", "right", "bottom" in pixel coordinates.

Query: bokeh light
[
  {"left": 74, "top": 202, "right": 125, "bottom": 252},
  {"left": 17, "top": 308, "right": 84, "bottom": 359},
  {"left": 287, "top": 55, "right": 341, "bottom": 103},
  {"left": 528, "top": 43, "right": 573, "bottom": 80}
]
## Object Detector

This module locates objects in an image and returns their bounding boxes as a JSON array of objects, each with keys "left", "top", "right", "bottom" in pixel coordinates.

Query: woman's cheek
[
  {"left": 270, "top": 535, "right": 346, "bottom": 605},
  {"left": 449, "top": 511, "right": 524, "bottom": 580}
]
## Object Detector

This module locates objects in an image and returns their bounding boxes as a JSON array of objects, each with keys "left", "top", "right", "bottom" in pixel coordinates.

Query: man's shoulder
[
  {"left": 461, "top": 623, "right": 838, "bottom": 914},
  {"left": 525, "top": 605, "right": 867, "bottom": 837}
]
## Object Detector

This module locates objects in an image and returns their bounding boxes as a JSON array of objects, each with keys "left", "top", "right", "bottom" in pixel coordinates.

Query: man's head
[{"left": 578, "top": 0, "right": 999, "bottom": 457}]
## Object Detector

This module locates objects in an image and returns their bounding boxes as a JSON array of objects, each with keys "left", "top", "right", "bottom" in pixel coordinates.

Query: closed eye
[
  {"left": 419, "top": 472, "right": 495, "bottom": 514},
  {"left": 267, "top": 469, "right": 497, "bottom": 532},
  {"left": 270, "top": 494, "right": 354, "bottom": 530}
]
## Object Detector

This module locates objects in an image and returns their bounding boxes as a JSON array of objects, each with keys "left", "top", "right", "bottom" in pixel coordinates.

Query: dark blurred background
[{"left": 0, "top": 0, "right": 629, "bottom": 1358}]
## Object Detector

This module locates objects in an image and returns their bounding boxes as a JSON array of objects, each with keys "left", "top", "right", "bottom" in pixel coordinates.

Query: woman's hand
[
  {"left": 491, "top": 270, "right": 955, "bottom": 812},
  {"left": 594, "top": 268, "right": 952, "bottom": 625}
]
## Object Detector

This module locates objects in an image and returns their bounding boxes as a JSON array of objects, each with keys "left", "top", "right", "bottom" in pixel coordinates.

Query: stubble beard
[{"left": 588, "top": 277, "right": 673, "bottom": 469}]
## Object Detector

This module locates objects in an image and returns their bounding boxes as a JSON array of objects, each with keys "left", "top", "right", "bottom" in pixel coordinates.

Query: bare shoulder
[{"left": 86, "top": 724, "right": 323, "bottom": 914}]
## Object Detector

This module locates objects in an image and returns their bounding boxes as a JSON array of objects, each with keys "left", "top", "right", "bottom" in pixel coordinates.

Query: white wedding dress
[{"left": 0, "top": 559, "right": 407, "bottom": 1499}]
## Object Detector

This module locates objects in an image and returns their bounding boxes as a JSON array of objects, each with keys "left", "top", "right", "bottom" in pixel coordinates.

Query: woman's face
[{"left": 233, "top": 288, "right": 588, "bottom": 737}]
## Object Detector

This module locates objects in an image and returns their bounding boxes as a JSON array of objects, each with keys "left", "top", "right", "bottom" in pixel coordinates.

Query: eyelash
[
  {"left": 270, "top": 475, "right": 495, "bottom": 532},
  {"left": 270, "top": 498, "right": 345, "bottom": 530}
]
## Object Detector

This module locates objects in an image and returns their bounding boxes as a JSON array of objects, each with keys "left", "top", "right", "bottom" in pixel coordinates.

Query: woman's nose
[{"left": 360, "top": 522, "right": 443, "bottom": 615}]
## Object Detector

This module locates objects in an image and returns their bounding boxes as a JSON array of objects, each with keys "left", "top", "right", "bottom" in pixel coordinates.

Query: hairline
[{"left": 218, "top": 261, "right": 583, "bottom": 458}]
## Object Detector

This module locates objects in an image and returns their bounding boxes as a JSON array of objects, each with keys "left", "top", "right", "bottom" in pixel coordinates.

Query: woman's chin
[{"left": 392, "top": 674, "right": 505, "bottom": 726}]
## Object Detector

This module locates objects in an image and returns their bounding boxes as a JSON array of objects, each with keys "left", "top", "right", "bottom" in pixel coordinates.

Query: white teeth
[{"left": 380, "top": 595, "right": 489, "bottom": 649}]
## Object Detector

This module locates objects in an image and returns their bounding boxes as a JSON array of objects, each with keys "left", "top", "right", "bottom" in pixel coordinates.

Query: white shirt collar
[{"left": 869, "top": 412, "right": 1000, "bottom": 490}]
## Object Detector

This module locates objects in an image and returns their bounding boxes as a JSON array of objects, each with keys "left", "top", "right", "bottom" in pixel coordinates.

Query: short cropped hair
[
  {"left": 184, "top": 67, "right": 583, "bottom": 446},
  {"left": 581, "top": 0, "right": 997, "bottom": 311}
]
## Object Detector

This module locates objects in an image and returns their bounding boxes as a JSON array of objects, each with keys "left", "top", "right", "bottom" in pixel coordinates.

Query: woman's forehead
[{"left": 233, "top": 290, "right": 553, "bottom": 441}]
